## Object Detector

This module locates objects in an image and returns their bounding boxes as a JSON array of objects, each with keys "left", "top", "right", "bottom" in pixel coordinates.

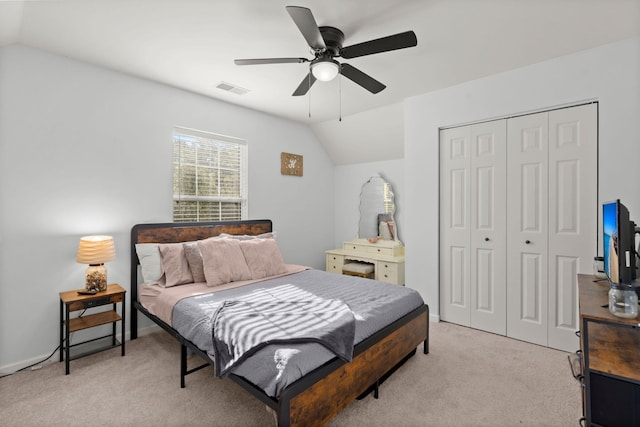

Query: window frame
[{"left": 172, "top": 126, "right": 248, "bottom": 222}]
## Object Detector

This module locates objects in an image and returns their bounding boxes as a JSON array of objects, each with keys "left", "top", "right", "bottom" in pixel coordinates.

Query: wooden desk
[{"left": 578, "top": 274, "right": 640, "bottom": 426}]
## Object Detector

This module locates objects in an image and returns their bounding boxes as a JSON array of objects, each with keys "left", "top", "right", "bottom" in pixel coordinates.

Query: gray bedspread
[{"left": 172, "top": 268, "right": 424, "bottom": 397}]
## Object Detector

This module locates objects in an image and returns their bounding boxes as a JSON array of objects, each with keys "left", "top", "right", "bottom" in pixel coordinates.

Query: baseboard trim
[{"left": 0, "top": 324, "right": 161, "bottom": 377}]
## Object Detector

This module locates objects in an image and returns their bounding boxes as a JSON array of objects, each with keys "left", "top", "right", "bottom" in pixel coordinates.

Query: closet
[{"left": 439, "top": 103, "right": 597, "bottom": 352}]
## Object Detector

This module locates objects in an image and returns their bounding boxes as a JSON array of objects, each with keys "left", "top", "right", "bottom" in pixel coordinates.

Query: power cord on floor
[
  {"left": 2, "top": 309, "right": 88, "bottom": 378},
  {"left": 0, "top": 331, "right": 77, "bottom": 379}
]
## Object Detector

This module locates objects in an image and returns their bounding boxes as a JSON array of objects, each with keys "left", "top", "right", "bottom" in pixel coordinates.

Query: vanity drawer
[
  {"left": 343, "top": 243, "right": 396, "bottom": 256},
  {"left": 377, "top": 262, "right": 398, "bottom": 283},
  {"left": 326, "top": 254, "right": 344, "bottom": 274}
]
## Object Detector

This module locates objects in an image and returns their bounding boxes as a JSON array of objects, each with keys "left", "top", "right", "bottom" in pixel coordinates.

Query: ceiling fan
[{"left": 234, "top": 6, "right": 417, "bottom": 96}]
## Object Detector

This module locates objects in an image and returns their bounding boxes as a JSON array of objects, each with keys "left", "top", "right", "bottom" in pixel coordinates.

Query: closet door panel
[
  {"left": 507, "top": 112, "right": 549, "bottom": 347},
  {"left": 470, "top": 120, "right": 507, "bottom": 335},
  {"left": 521, "top": 252, "right": 543, "bottom": 322},
  {"left": 548, "top": 103, "right": 597, "bottom": 352},
  {"left": 440, "top": 127, "right": 471, "bottom": 326}
]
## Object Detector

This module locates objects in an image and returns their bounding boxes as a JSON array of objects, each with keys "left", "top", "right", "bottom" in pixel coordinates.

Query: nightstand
[{"left": 59, "top": 283, "right": 126, "bottom": 374}]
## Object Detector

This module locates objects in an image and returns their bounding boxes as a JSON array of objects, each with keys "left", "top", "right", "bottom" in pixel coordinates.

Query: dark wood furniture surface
[
  {"left": 59, "top": 283, "right": 126, "bottom": 374},
  {"left": 130, "top": 220, "right": 429, "bottom": 427},
  {"left": 578, "top": 274, "right": 640, "bottom": 426}
]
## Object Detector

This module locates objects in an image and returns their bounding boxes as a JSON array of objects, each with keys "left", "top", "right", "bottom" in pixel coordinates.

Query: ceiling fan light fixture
[{"left": 311, "top": 58, "right": 340, "bottom": 82}]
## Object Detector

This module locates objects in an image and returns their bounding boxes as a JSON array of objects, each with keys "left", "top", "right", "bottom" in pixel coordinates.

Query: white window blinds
[{"left": 173, "top": 127, "right": 248, "bottom": 222}]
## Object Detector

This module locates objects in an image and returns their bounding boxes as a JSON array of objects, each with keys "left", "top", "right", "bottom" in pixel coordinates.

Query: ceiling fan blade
[
  {"left": 341, "top": 31, "right": 417, "bottom": 59},
  {"left": 340, "top": 63, "right": 386, "bottom": 94},
  {"left": 286, "top": 6, "right": 326, "bottom": 51},
  {"left": 235, "top": 58, "right": 308, "bottom": 65},
  {"left": 292, "top": 72, "right": 317, "bottom": 96}
]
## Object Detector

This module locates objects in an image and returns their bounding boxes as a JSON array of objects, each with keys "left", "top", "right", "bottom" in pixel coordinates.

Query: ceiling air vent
[{"left": 216, "top": 81, "right": 250, "bottom": 95}]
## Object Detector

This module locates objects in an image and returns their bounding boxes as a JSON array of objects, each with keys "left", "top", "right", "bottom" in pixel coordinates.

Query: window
[{"left": 173, "top": 127, "right": 247, "bottom": 222}]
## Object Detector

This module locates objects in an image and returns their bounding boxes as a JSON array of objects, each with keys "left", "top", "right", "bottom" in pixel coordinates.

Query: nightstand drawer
[{"left": 68, "top": 293, "right": 123, "bottom": 311}]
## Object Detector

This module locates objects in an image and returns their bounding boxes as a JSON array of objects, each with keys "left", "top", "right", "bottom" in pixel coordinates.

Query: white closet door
[
  {"left": 440, "top": 126, "right": 471, "bottom": 326},
  {"left": 506, "top": 112, "right": 549, "bottom": 347},
  {"left": 470, "top": 120, "right": 507, "bottom": 335},
  {"left": 547, "top": 104, "right": 597, "bottom": 352}
]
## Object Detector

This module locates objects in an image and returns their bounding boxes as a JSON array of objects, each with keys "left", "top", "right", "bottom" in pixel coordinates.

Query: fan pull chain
[
  {"left": 339, "top": 73, "right": 342, "bottom": 122},
  {"left": 308, "top": 73, "right": 312, "bottom": 118}
]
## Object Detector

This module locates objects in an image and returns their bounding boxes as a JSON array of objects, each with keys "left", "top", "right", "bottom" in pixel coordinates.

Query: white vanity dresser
[
  {"left": 326, "top": 174, "right": 405, "bottom": 285},
  {"left": 325, "top": 238, "right": 405, "bottom": 285}
]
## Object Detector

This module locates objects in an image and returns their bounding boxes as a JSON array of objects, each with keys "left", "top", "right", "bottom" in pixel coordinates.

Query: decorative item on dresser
[
  {"left": 326, "top": 238, "right": 405, "bottom": 285},
  {"left": 130, "top": 219, "right": 428, "bottom": 427}
]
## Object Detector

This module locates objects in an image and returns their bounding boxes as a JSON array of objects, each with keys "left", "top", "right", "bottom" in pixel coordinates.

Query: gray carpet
[{"left": 0, "top": 321, "right": 582, "bottom": 426}]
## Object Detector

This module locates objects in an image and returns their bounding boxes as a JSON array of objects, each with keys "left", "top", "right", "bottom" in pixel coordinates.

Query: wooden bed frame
[{"left": 130, "top": 219, "right": 429, "bottom": 426}]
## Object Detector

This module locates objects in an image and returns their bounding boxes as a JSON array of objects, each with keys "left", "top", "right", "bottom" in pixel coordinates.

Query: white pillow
[
  {"left": 218, "top": 231, "right": 276, "bottom": 240},
  {"left": 135, "top": 243, "right": 162, "bottom": 284}
]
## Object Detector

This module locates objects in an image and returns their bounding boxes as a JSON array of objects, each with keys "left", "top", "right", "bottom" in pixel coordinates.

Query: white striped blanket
[{"left": 211, "top": 284, "right": 356, "bottom": 377}]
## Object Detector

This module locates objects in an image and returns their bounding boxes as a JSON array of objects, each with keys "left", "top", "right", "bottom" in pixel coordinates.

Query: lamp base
[{"left": 85, "top": 264, "right": 108, "bottom": 292}]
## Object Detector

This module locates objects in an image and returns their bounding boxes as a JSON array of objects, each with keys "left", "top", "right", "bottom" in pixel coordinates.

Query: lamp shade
[
  {"left": 311, "top": 58, "right": 340, "bottom": 82},
  {"left": 76, "top": 235, "right": 115, "bottom": 264}
]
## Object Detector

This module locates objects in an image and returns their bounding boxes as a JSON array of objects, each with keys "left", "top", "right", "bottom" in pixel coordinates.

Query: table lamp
[{"left": 76, "top": 235, "right": 115, "bottom": 292}]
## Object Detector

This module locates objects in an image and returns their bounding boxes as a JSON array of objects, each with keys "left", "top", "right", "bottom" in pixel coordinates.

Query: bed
[{"left": 130, "top": 219, "right": 429, "bottom": 426}]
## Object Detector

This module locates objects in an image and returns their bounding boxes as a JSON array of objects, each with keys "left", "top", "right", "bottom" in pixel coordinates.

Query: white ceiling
[{"left": 2, "top": 0, "right": 639, "bottom": 164}]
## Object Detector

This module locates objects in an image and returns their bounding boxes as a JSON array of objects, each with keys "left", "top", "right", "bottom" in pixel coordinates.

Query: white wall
[
  {"left": 405, "top": 36, "right": 640, "bottom": 318},
  {"left": 0, "top": 45, "right": 335, "bottom": 371},
  {"left": 333, "top": 159, "right": 404, "bottom": 247}
]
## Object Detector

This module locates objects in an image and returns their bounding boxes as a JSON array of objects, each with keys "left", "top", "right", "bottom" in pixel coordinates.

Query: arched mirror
[{"left": 358, "top": 175, "right": 398, "bottom": 241}]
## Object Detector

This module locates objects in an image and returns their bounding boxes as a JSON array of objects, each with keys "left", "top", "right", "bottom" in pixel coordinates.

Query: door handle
[
  {"left": 525, "top": 240, "right": 531, "bottom": 244},
  {"left": 484, "top": 237, "right": 490, "bottom": 242}
]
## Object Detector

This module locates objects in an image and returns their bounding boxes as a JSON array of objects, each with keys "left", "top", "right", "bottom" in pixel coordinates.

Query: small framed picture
[{"left": 281, "top": 152, "right": 303, "bottom": 176}]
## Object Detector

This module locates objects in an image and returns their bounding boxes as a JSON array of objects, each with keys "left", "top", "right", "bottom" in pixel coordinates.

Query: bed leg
[
  {"left": 180, "top": 344, "right": 187, "bottom": 388},
  {"left": 373, "top": 380, "right": 379, "bottom": 399},
  {"left": 423, "top": 305, "right": 429, "bottom": 354},
  {"left": 131, "top": 306, "right": 138, "bottom": 340}
]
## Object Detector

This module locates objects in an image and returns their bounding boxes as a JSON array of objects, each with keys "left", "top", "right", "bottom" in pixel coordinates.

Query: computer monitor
[{"left": 603, "top": 200, "right": 636, "bottom": 285}]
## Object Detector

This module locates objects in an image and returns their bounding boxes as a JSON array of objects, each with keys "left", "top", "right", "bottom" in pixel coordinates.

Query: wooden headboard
[{"left": 129, "top": 219, "right": 272, "bottom": 339}]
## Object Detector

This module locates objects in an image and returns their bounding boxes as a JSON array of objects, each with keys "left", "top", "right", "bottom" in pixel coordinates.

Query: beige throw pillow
[
  {"left": 239, "top": 238, "right": 287, "bottom": 280},
  {"left": 197, "top": 237, "right": 252, "bottom": 287},
  {"left": 158, "top": 243, "right": 193, "bottom": 287},
  {"left": 183, "top": 241, "right": 206, "bottom": 283}
]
